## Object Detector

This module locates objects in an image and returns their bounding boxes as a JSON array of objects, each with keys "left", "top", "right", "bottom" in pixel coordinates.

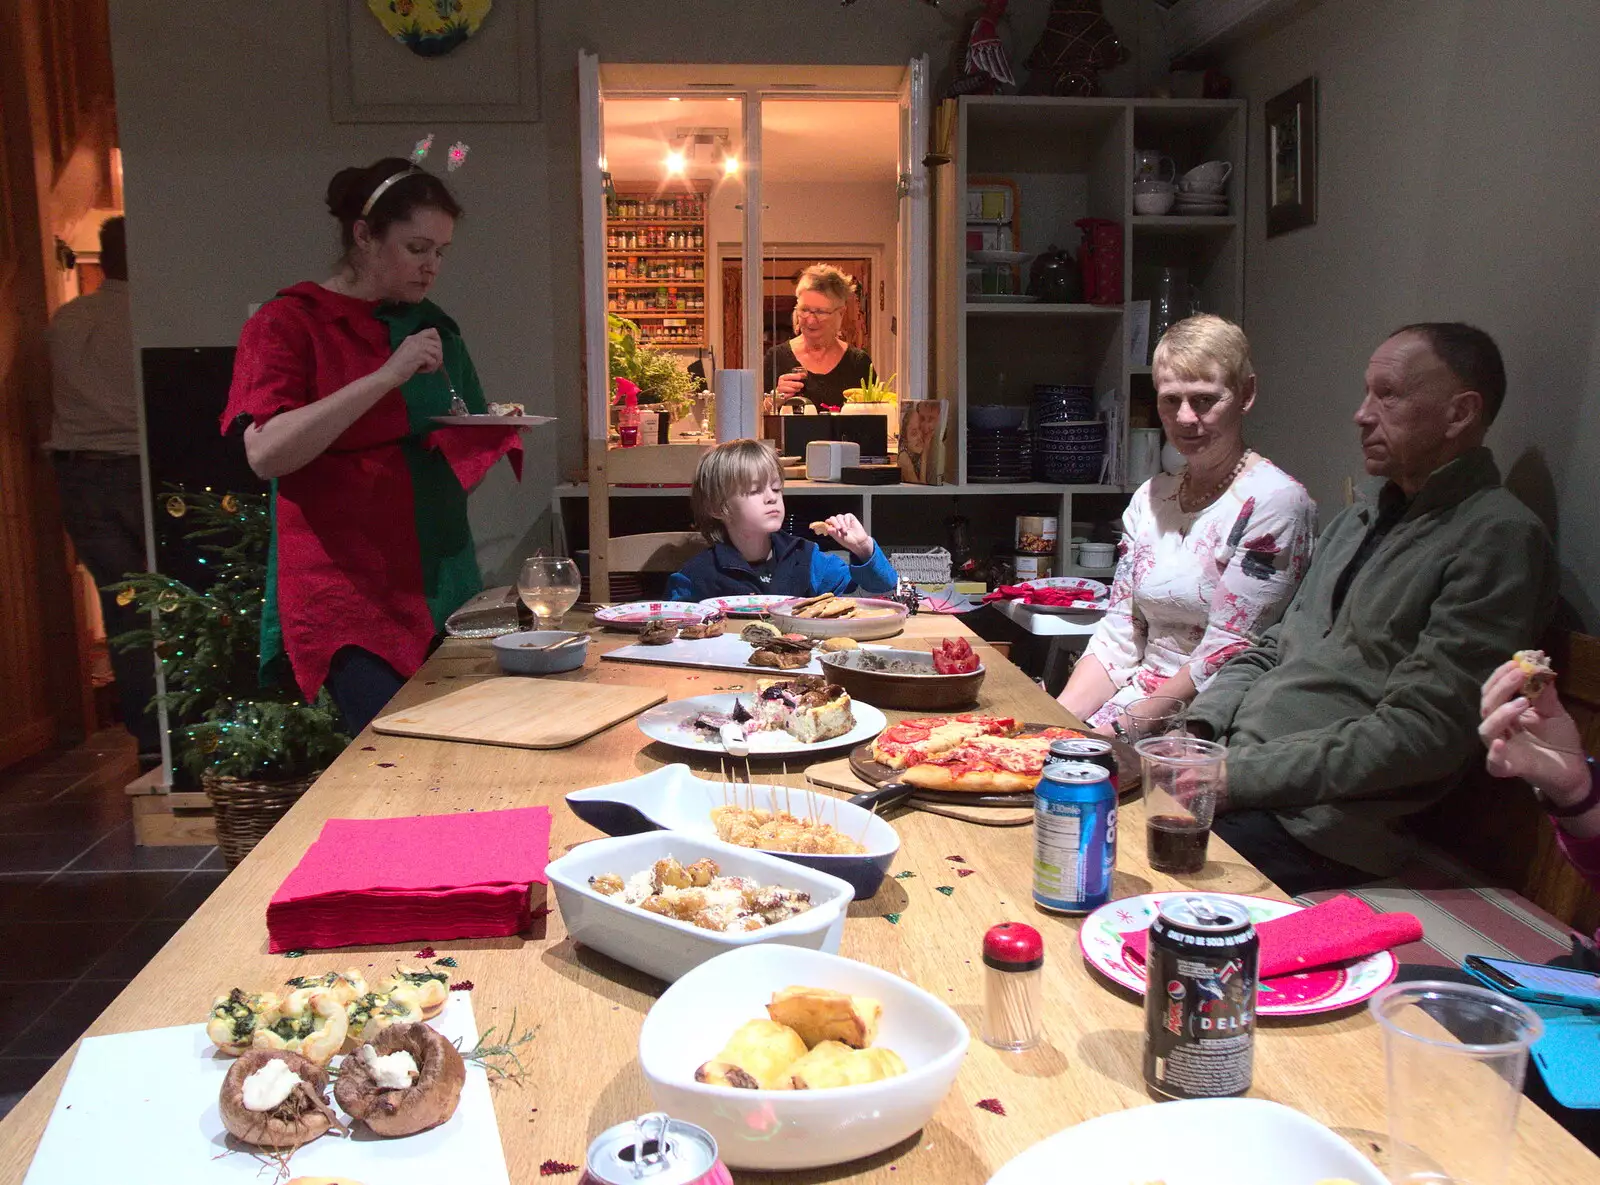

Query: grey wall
[
  {"left": 1222, "top": 0, "right": 1600, "bottom": 626},
  {"left": 107, "top": 0, "right": 1170, "bottom": 584}
]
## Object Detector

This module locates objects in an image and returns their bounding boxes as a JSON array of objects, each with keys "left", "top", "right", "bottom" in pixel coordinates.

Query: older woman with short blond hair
[
  {"left": 1059, "top": 314, "right": 1318, "bottom": 731},
  {"left": 763, "top": 263, "right": 875, "bottom": 410}
]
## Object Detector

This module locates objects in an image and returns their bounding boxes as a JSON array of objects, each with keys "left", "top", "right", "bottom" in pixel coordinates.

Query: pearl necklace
[{"left": 1179, "top": 448, "right": 1252, "bottom": 514}]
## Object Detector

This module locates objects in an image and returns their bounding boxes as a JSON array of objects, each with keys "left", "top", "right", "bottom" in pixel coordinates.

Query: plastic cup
[
  {"left": 1369, "top": 980, "right": 1543, "bottom": 1185},
  {"left": 1114, "top": 695, "right": 1187, "bottom": 744},
  {"left": 1135, "top": 736, "right": 1225, "bottom": 874}
]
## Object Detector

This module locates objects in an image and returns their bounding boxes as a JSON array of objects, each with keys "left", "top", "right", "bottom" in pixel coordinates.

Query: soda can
[
  {"left": 581, "top": 1111, "right": 734, "bottom": 1185},
  {"left": 1046, "top": 736, "right": 1118, "bottom": 793},
  {"left": 1142, "top": 894, "right": 1260, "bottom": 1099},
  {"left": 1032, "top": 759, "right": 1117, "bottom": 914}
]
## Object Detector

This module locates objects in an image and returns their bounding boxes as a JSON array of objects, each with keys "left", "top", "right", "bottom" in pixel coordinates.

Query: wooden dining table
[{"left": 1, "top": 612, "right": 1595, "bottom": 1184}]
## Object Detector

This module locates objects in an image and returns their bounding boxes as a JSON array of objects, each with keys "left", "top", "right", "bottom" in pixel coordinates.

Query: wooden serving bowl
[{"left": 818, "top": 648, "right": 984, "bottom": 710}]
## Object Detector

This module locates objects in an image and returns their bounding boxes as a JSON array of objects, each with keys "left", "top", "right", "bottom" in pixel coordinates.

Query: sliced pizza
[
  {"left": 897, "top": 726, "right": 1086, "bottom": 794},
  {"left": 870, "top": 713, "right": 1021, "bottom": 770}
]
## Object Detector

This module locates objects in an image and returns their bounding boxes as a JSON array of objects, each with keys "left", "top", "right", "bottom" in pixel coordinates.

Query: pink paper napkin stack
[{"left": 267, "top": 807, "right": 551, "bottom": 953}]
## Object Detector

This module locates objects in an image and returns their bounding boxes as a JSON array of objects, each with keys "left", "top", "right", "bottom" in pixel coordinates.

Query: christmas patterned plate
[
  {"left": 593, "top": 601, "right": 712, "bottom": 630},
  {"left": 696, "top": 594, "right": 792, "bottom": 618},
  {"left": 1078, "top": 891, "right": 1398, "bottom": 1017}
]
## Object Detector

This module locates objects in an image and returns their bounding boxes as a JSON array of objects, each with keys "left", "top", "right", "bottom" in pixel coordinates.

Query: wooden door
[{"left": 0, "top": 0, "right": 119, "bottom": 768}]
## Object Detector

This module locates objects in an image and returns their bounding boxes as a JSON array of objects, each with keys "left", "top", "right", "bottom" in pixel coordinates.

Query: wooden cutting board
[{"left": 372, "top": 677, "right": 666, "bottom": 749}]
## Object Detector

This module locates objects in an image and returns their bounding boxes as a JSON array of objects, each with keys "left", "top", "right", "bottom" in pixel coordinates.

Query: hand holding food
[
  {"left": 219, "top": 1048, "right": 345, "bottom": 1149},
  {"left": 1480, "top": 655, "right": 1590, "bottom": 804},
  {"left": 334, "top": 1021, "right": 465, "bottom": 1137},
  {"left": 812, "top": 513, "right": 874, "bottom": 561}
]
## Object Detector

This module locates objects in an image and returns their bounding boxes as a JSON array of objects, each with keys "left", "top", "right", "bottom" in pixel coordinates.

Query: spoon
[
  {"left": 526, "top": 634, "right": 588, "bottom": 651},
  {"left": 719, "top": 720, "right": 750, "bottom": 759}
]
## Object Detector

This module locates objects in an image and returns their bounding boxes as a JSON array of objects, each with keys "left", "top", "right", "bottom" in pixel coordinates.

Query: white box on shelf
[{"left": 805, "top": 440, "right": 861, "bottom": 482}]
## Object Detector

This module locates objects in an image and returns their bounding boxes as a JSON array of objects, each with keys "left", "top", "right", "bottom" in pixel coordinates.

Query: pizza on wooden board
[
  {"left": 871, "top": 714, "right": 1021, "bottom": 769},
  {"left": 872, "top": 715, "right": 1086, "bottom": 793}
]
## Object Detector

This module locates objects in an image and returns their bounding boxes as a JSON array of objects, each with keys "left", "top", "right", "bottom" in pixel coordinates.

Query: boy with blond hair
[{"left": 666, "top": 439, "right": 898, "bottom": 600}]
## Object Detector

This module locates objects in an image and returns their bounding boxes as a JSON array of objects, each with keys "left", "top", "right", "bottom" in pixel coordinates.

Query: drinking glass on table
[
  {"left": 1114, "top": 695, "right": 1188, "bottom": 744},
  {"left": 1135, "top": 735, "right": 1225, "bottom": 874},
  {"left": 1369, "top": 981, "right": 1543, "bottom": 1185},
  {"left": 517, "top": 556, "right": 581, "bottom": 628}
]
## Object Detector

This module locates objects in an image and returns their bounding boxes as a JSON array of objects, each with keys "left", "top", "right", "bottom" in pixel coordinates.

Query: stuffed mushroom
[
  {"left": 218, "top": 1048, "right": 344, "bottom": 1149},
  {"left": 334, "top": 1022, "right": 465, "bottom": 1137}
]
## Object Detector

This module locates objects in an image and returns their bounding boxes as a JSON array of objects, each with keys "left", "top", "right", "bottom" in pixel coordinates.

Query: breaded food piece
[
  {"left": 767, "top": 985, "right": 882, "bottom": 1049},
  {"left": 785, "top": 1041, "right": 907, "bottom": 1089},
  {"left": 820, "top": 636, "right": 860, "bottom": 652},
  {"left": 1513, "top": 649, "right": 1556, "bottom": 698},
  {"left": 695, "top": 1020, "right": 807, "bottom": 1090}
]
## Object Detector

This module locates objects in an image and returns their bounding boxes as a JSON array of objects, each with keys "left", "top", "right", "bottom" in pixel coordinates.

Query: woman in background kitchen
[
  {"left": 223, "top": 155, "right": 521, "bottom": 734},
  {"left": 1058, "top": 315, "right": 1316, "bottom": 731},
  {"left": 762, "top": 264, "right": 874, "bottom": 411}
]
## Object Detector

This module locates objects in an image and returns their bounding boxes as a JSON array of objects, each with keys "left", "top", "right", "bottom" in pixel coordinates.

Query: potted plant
[
  {"left": 110, "top": 490, "right": 348, "bottom": 866},
  {"left": 841, "top": 364, "right": 899, "bottom": 447},
  {"left": 608, "top": 314, "right": 704, "bottom": 433}
]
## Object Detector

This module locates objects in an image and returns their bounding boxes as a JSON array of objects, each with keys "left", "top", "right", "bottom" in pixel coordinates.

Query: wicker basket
[{"left": 204, "top": 772, "right": 316, "bottom": 867}]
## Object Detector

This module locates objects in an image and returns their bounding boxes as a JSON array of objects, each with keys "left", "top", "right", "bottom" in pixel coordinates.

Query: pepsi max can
[
  {"left": 1032, "top": 760, "right": 1117, "bottom": 914},
  {"left": 1047, "top": 736, "right": 1118, "bottom": 792},
  {"left": 1142, "top": 894, "right": 1259, "bottom": 1099}
]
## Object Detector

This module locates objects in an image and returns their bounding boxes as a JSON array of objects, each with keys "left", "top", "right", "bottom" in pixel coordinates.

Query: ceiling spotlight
[
  {"left": 723, "top": 155, "right": 739, "bottom": 176},
  {"left": 664, "top": 149, "right": 687, "bottom": 174},
  {"left": 667, "top": 96, "right": 681, "bottom": 102}
]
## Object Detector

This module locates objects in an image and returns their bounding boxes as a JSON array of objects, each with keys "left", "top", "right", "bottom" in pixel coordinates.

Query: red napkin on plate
[
  {"left": 1122, "top": 894, "right": 1423, "bottom": 979},
  {"left": 267, "top": 807, "right": 551, "bottom": 952},
  {"left": 982, "top": 584, "right": 1100, "bottom": 607}
]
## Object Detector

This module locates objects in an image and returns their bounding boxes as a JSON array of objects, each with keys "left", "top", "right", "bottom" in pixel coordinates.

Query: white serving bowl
[
  {"left": 638, "top": 945, "right": 969, "bottom": 1171},
  {"left": 546, "top": 831, "right": 853, "bottom": 983},
  {"left": 565, "top": 764, "right": 901, "bottom": 898},
  {"left": 491, "top": 630, "right": 588, "bottom": 675},
  {"left": 1133, "top": 191, "right": 1176, "bottom": 215},
  {"left": 986, "top": 1097, "right": 1387, "bottom": 1185}
]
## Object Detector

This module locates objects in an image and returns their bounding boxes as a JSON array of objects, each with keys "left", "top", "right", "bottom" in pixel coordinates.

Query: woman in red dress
[{"left": 223, "top": 157, "right": 521, "bottom": 732}]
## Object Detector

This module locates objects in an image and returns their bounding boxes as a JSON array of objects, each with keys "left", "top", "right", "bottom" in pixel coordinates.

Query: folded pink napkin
[
  {"left": 267, "top": 808, "right": 550, "bottom": 953},
  {"left": 1122, "top": 893, "right": 1423, "bottom": 980}
]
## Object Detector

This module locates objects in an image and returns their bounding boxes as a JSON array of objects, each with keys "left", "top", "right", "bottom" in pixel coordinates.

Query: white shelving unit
[{"left": 933, "top": 94, "right": 1247, "bottom": 578}]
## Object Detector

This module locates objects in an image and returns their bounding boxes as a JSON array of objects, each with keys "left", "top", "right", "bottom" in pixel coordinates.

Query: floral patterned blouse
[{"left": 1084, "top": 457, "right": 1317, "bottom": 730}]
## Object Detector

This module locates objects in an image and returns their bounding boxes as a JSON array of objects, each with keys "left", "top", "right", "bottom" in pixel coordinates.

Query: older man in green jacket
[{"left": 1188, "top": 323, "right": 1558, "bottom": 894}]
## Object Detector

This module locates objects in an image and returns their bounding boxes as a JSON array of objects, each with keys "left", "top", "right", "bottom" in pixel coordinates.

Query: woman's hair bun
[{"left": 325, "top": 166, "right": 370, "bottom": 220}]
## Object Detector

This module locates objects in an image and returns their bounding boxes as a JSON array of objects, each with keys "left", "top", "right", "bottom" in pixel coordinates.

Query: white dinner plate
[
  {"left": 1078, "top": 891, "right": 1398, "bottom": 1017},
  {"left": 987, "top": 1098, "right": 1388, "bottom": 1185},
  {"left": 696, "top": 594, "right": 792, "bottom": 617},
  {"left": 1013, "top": 576, "right": 1109, "bottom": 614},
  {"left": 637, "top": 692, "right": 886, "bottom": 757},
  {"left": 430, "top": 414, "right": 556, "bottom": 427},
  {"left": 594, "top": 600, "right": 712, "bottom": 629}
]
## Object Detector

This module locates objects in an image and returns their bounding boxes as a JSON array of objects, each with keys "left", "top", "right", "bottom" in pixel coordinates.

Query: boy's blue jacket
[{"left": 665, "top": 532, "right": 899, "bottom": 600}]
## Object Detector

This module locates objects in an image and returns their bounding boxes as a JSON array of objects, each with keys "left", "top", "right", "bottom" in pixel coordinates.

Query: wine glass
[{"left": 517, "top": 557, "right": 581, "bottom": 629}]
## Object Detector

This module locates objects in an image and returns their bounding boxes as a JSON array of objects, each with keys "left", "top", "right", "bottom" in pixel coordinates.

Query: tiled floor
[{"left": 0, "top": 731, "right": 226, "bottom": 1120}]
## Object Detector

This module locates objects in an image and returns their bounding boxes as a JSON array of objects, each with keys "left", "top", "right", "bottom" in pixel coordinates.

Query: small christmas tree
[{"left": 110, "top": 490, "right": 347, "bottom": 784}]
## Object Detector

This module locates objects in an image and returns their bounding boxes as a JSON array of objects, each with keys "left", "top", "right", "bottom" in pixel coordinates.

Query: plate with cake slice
[{"left": 637, "top": 679, "right": 887, "bottom": 757}]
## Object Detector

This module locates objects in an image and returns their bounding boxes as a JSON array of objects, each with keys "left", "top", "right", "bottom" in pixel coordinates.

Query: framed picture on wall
[{"left": 1265, "top": 77, "right": 1317, "bottom": 237}]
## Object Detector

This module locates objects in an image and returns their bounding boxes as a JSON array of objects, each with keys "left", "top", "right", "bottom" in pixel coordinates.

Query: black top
[{"left": 762, "top": 342, "right": 874, "bottom": 410}]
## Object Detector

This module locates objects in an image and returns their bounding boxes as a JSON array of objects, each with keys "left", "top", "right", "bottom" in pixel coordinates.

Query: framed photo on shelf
[{"left": 1265, "top": 77, "right": 1317, "bottom": 237}]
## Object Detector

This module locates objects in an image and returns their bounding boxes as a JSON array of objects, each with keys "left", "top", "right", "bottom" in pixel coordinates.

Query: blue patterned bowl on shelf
[
  {"left": 1036, "top": 419, "right": 1107, "bottom": 446},
  {"left": 1036, "top": 452, "right": 1104, "bottom": 484},
  {"left": 1034, "top": 384, "right": 1095, "bottom": 423}
]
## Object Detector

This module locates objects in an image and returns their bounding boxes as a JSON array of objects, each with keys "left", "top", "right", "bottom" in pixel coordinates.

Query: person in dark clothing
[
  {"left": 1188, "top": 324, "right": 1558, "bottom": 894},
  {"left": 46, "top": 216, "right": 163, "bottom": 764},
  {"left": 666, "top": 439, "right": 897, "bottom": 601},
  {"left": 761, "top": 264, "right": 873, "bottom": 411}
]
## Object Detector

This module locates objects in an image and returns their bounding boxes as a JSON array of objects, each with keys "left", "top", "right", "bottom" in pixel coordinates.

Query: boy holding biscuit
[{"left": 666, "top": 439, "right": 898, "bottom": 601}]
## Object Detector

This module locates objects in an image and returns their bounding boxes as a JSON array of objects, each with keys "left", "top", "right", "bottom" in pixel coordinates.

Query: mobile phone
[{"left": 1463, "top": 954, "right": 1600, "bottom": 1011}]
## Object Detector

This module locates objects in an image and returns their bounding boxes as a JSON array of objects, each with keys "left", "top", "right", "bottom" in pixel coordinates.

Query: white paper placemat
[{"left": 23, "top": 992, "right": 509, "bottom": 1184}]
